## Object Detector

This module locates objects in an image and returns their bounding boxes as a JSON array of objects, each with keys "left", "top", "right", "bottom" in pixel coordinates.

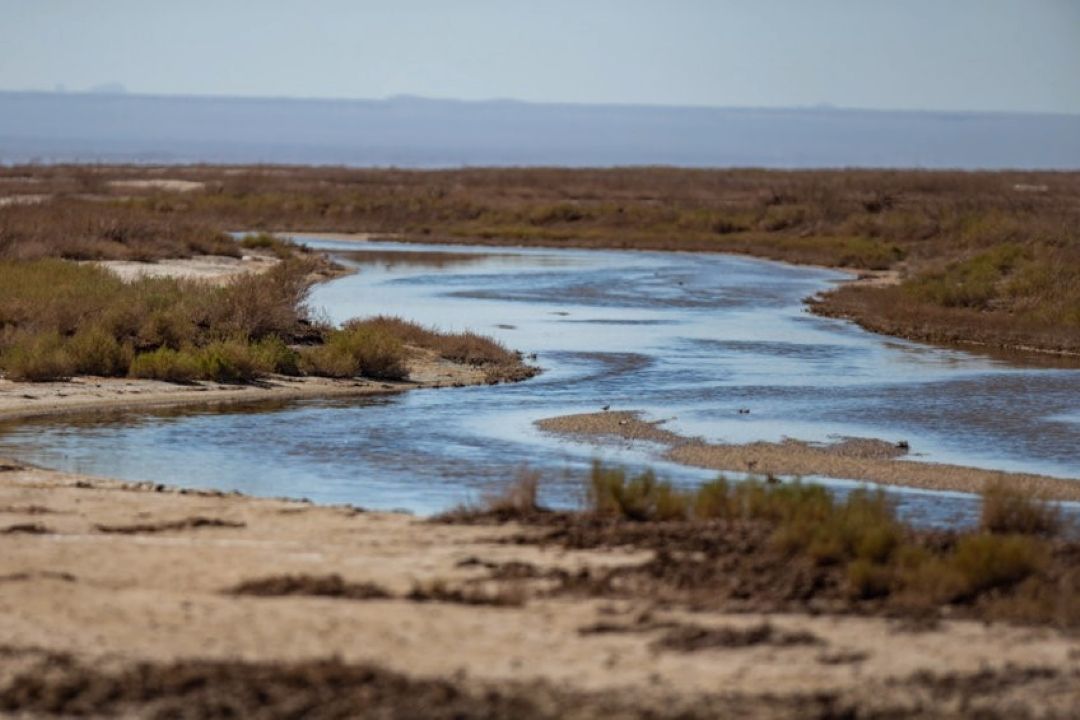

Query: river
[{"left": 1, "top": 239, "right": 1077, "bottom": 526}]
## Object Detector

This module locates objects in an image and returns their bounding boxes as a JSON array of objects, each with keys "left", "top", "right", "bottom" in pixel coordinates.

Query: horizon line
[{"left": 3, "top": 87, "right": 1078, "bottom": 120}]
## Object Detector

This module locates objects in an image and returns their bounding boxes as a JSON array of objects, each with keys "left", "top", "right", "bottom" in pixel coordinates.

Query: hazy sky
[{"left": 2, "top": 0, "right": 1078, "bottom": 113}]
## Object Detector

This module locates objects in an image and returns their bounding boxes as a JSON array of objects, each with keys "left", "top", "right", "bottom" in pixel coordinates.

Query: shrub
[
  {"left": 318, "top": 322, "right": 409, "bottom": 380},
  {"left": 239, "top": 232, "right": 297, "bottom": 259},
  {"left": 0, "top": 258, "right": 318, "bottom": 383},
  {"left": 947, "top": 533, "right": 1044, "bottom": 601},
  {"left": 692, "top": 477, "right": 734, "bottom": 518},
  {"left": 208, "top": 259, "right": 315, "bottom": 341},
  {"left": 980, "top": 480, "right": 1061, "bottom": 537},
  {"left": 129, "top": 347, "right": 200, "bottom": 383},
  {"left": 250, "top": 336, "right": 300, "bottom": 376},
  {"left": 298, "top": 343, "right": 360, "bottom": 378},
  {"left": 587, "top": 463, "right": 688, "bottom": 521},
  {"left": 68, "top": 325, "right": 131, "bottom": 376},
  {"left": 481, "top": 470, "right": 543, "bottom": 516},
  {"left": 0, "top": 331, "right": 75, "bottom": 381},
  {"left": 196, "top": 340, "right": 265, "bottom": 383},
  {"left": 771, "top": 488, "right": 901, "bottom": 566},
  {"left": 350, "top": 316, "right": 516, "bottom": 367}
]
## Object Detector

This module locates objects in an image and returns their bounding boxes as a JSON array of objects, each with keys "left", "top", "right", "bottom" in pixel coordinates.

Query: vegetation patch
[
  {"left": 6, "top": 164, "right": 1076, "bottom": 355},
  {"left": 651, "top": 622, "right": 822, "bottom": 652},
  {"left": 229, "top": 574, "right": 391, "bottom": 600},
  {"left": 94, "top": 517, "right": 245, "bottom": 534},
  {"left": 0, "top": 260, "right": 531, "bottom": 385},
  {"left": 450, "top": 463, "right": 1079, "bottom": 627}
]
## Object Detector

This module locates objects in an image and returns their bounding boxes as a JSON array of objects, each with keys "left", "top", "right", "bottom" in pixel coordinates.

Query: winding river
[{"left": 1, "top": 239, "right": 1078, "bottom": 525}]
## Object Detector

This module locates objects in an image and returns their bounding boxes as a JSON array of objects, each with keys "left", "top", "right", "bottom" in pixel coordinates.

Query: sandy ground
[
  {"left": 0, "top": 194, "right": 49, "bottom": 207},
  {"left": 91, "top": 252, "right": 280, "bottom": 284},
  {"left": 1, "top": 462, "right": 1077, "bottom": 716},
  {"left": 107, "top": 179, "right": 206, "bottom": 193},
  {"left": 536, "top": 411, "right": 1080, "bottom": 502}
]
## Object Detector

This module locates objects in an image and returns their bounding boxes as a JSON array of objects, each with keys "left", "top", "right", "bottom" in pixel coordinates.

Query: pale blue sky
[{"left": 2, "top": 0, "right": 1078, "bottom": 113}]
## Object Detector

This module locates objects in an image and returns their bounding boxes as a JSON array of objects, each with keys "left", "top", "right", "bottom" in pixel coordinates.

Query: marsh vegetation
[
  {"left": 7, "top": 165, "right": 1079, "bottom": 354},
  {"left": 0, "top": 248, "right": 528, "bottom": 384},
  {"left": 453, "top": 464, "right": 1079, "bottom": 627}
]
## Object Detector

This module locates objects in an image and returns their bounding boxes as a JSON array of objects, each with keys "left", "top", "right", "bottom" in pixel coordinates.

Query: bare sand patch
[
  {"left": 0, "top": 462, "right": 1076, "bottom": 716},
  {"left": 92, "top": 252, "right": 279, "bottom": 284},
  {"left": 107, "top": 179, "right": 205, "bottom": 193},
  {"left": 537, "top": 411, "right": 1080, "bottom": 502},
  {"left": 0, "top": 194, "right": 49, "bottom": 207}
]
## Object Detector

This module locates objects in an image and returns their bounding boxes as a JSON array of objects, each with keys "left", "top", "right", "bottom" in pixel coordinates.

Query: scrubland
[
  {"left": 452, "top": 463, "right": 1079, "bottom": 628},
  {"left": 0, "top": 190, "right": 531, "bottom": 384},
  {"left": 3, "top": 164, "right": 1075, "bottom": 354},
  {"left": 0, "top": 254, "right": 526, "bottom": 384}
]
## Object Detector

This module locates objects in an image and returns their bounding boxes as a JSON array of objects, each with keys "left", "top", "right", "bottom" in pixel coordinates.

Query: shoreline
[
  {"left": 2, "top": 462, "right": 1077, "bottom": 716},
  {"left": 0, "top": 348, "right": 503, "bottom": 426},
  {"left": 536, "top": 411, "right": 1080, "bottom": 502}
]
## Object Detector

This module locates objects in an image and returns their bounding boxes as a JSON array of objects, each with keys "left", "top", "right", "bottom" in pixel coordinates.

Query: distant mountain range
[{"left": 1, "top": 91, "right": 1077, "bottom": 169}]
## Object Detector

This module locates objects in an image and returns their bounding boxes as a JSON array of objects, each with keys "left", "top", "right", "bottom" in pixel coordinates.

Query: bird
[
  {"left": 601, "top": 404, "right": 611, "bottom": 411},
  {"left": 896, "top": 440, "right": 910, "bottom": 451},
  {"left": 738, "top": 408, "right": 751, "bottom": 415}
]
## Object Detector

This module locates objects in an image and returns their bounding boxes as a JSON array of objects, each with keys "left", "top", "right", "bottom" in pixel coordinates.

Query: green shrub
[
  {"left": 196, "top": 340, "right": 264, "bottom": 383},
  {"left": 349, "top": 316, "right": 516, "bottom": 367},
  {"left": 250, "top": 336, "right": 300, "bottom": 376},
  {"left": 587, "top": 463, "right": 688, "bottom": 521},
  {"left": 949, "top": 533, "right": 1044, "bottom": 600},
  {"left": 692, "top": 477, "right": 734, "bottom": 518},
  {"left": 772, "top": 488, "right": 901, "bottom": 566},
  {"left": 316, "top": 322, "right": 409, "bottom": 380},
  {"left": 68, "top": 325, "right": 131, "bottom": 376},
  {"left": 239, "top": 232, "right": 297, "bottom": 259},
  {"left": 980, "top": 480, "right": 1061, "bottom": 537},
  {"left": 0, "top": 331, "right": 75, "bottom": 381},
  {"left": 298, "top": 343, "right": 360, "bottom": 378},
  {"left": 129, "top": 347, "right": 200, "bottom": 383}
]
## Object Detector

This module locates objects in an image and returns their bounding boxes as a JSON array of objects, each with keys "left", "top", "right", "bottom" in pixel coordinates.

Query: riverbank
[
  {"left": 2, "top": 462, "right": 1077, "bottom": 717},
  {"left": 0, "top": 347, "right": 496, "bottom": 424},
  {"left": 537, "top": 411, "right": 1080, "bottom": 502}
]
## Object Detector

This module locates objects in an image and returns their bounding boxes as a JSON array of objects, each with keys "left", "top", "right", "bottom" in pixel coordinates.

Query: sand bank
[
  {"left": 91, "top": 252, "right": 280, "bottom": 284},
  {"left": 0, "top": 349, "right": 493, "bottom": 424},
  {"left": 1, "top": 462, "right": 1076, "bottom": 716},
  {"left": 537, "top": 411, "right": 1080, "bottom": 502},
  {"left": 107, "top": 179, "right": 206, "bottom": 193}
]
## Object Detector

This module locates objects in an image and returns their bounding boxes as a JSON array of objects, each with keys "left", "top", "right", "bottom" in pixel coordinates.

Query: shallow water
[{"left": 1, "top": 240, "right": 1078, "bottom": 526}]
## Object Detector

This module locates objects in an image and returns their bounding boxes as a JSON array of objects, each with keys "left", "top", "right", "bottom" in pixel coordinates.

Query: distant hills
[{"left": 1, "top": 91, "right": 1077, "bottom": 169}]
